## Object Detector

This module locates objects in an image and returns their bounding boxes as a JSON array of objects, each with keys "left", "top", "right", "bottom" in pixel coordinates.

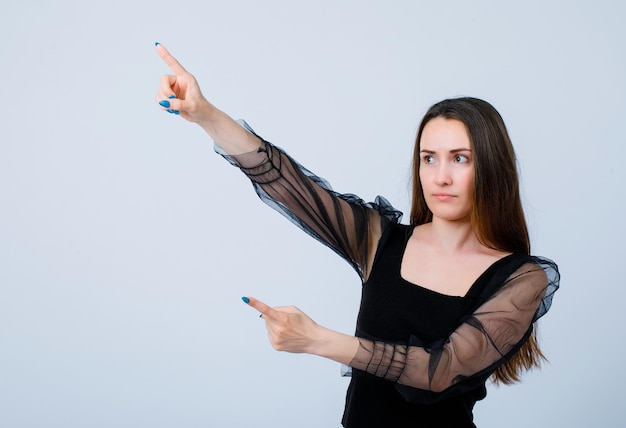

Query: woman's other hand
[
  {"left": 154, "top": 43, "right": 217, "bottom": 124},
  {"left": 243, "top": 296, "right": 321, "bottom": 354},
  {"left": 154, "top": 43, "right": 261, "bottom": 154},
  {"left": 242, "top": 296, "right": 360, "bottom": 364}
]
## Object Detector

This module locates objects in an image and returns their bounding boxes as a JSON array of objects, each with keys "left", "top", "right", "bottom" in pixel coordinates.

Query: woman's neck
[{"left": 422, "top": 217, "right": 481, "bottom": 254}]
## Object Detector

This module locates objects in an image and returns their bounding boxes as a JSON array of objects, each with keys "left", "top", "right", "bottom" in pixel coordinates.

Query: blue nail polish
[
  {"left": 159, "top": 100, "right": 171, "bottom": 108},
  {"left": 166, "top": 109, "right": 174, "bottom": 114},
  {"left": 155, "top": 42, "right": 160, "bottom": 46},
  {"left": 172, "top": 110, "right": 180, "bottom": 115},
  {"left": 242, "top": 297, "right": 250, "bottom": 304},
  {"left": 168, "top": 95, "right": 177, "bottom": 99}
]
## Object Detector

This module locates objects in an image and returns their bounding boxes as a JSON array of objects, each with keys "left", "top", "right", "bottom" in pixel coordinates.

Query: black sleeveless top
[{"left": 343, "top": 223, "right": 521, "bottom": 427}]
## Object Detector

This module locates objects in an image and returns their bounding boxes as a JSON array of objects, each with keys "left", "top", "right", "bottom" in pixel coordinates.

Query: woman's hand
[
  {"left": 243, "top": 296, "right": 322, "bottom": 354},
  {"left": 154, "top": 43, "right": 261, "bottom": 154},
  {"left": 154, "top": 43, "right": 217, "bottom": 124},
  {"left": 242, "top": 296, "right": 360, "bottom": 363}
]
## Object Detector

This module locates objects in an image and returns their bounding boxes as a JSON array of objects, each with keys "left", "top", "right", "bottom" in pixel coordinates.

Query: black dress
[
  {"left": 343, "top": 223, "right": 547, "bottom": 427},
  {"left": 216, "top": 122, "right": 560, "bottom": 427}
]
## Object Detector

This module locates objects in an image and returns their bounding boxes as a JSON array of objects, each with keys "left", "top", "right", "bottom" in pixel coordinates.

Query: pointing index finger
[
  {"left": 155, "top": 43, "right": 188, "bottom": 75},
  {"left": 243, "top": 296, "right": 283, "bottom": 321}
]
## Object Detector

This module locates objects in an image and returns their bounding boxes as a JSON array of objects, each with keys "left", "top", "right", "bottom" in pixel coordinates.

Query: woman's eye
[
  {"left": 423, "top": 155, "right": 435, "bottom": 164},
  {"left": 454, "top": 154, "right": 469, "bottom": 163}
]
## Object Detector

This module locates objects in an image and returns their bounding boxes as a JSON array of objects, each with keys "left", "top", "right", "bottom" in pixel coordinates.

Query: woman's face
[{"left": 418, "top": 117, "right": 474, "bottom": 223}]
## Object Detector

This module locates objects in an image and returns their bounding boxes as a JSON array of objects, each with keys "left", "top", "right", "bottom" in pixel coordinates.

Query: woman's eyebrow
[{"left": 420, "top": 148, "right": 472, "bottom": 153}]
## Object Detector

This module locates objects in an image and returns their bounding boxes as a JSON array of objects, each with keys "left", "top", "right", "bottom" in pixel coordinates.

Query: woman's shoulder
[
  {"left": 490, "top": 253, "right": 560, "bottom": 322},
  {"left": 488, "top": 253, "right": 559, "bottom": 287},
  {"left": 506, "top": 254, "right": 559, "bottom": 284}
]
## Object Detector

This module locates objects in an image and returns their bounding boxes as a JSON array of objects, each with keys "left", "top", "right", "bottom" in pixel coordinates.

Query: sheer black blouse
[{"left": 215, "top": 121, "right": 560, "bottom": 427}]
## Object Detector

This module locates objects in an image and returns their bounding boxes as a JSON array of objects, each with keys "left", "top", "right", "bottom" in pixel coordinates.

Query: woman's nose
[{"left": 434, "top": 164, "right": 452, "bottom": 185}]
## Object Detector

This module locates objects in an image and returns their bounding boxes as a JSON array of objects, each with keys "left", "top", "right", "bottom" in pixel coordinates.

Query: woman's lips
[{"left": 433, "top": 193, "right": 455, "bottom": 201}]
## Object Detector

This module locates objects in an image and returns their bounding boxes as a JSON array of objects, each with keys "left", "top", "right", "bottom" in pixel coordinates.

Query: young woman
[{"left": 154, "top": 43, "right": 560, "bottom": 427}]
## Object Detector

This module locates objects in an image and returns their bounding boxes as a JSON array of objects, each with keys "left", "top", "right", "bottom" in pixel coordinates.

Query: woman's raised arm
[
  {"left": 154, "top": 43, "right": 262, "bottom": 155},
  {"left": 154, "top": 44, "right": 403, "bottom": 279}
]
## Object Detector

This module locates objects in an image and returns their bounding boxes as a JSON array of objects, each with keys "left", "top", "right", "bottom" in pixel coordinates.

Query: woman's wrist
[
  {"left": 308, "top": 325, "right": 360, "bottom": 366},
  {"left": 195, "top": 102, "right": 223, "bottom": 131},
  {"left": 198, "top": 108, "right": 262, "bottom": 155}
]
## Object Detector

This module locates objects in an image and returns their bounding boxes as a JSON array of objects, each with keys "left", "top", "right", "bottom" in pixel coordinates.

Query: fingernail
[
  {"left": 172, "top": 110, "right": 180, "bottom": 115},
  {"left": 168, "top": 95, "right": 177, "bottom": 99},
  {"left": 259, "top": 313, "right": 263, "bottom": 318},
  {"left": 155, "top": 42, "right": 160, "bottom": 46},
  {"left": 166, "top": 109, "right": 174, "bottom": 114},
  {"left": 241, "top": 296, "right": 250, "bottom": 304},
  {"left": 159, "top": 100, "right": 171, "bottom": 108}
]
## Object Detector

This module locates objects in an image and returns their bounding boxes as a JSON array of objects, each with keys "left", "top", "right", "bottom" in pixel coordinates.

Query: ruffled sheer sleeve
[
  {"left": 214, "top": 120, "right": 402, "bottom": 280},
  {"left": 349, "top": 256, "right": 560, "bottom": 403}
]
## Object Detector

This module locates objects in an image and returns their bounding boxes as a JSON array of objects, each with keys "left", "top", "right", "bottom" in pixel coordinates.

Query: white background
[{"left": 1, "top": 1, "right": 624, "bottom": 427}]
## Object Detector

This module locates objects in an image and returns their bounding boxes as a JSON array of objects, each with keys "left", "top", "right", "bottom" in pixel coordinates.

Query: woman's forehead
[{"left": 420, "top": 117, "right": 471, "bottom": 150}]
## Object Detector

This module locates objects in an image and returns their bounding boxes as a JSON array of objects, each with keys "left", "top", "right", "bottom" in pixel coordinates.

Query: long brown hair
[{"left": 410, "top": 97, "right": 544, "bottom": 384}]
